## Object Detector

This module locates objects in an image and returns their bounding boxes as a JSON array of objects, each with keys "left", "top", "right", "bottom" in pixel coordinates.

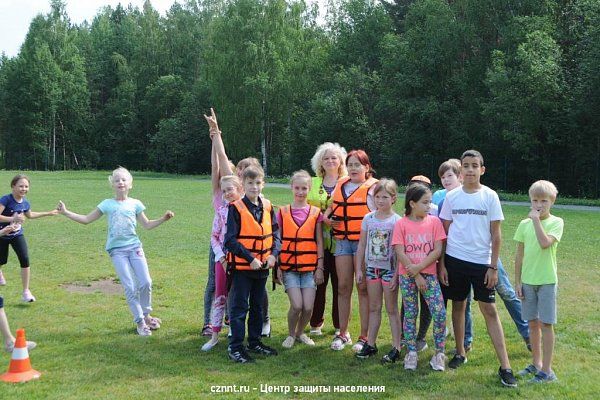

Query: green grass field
[{"left": 0, "top": 171, "right": 598, "bottom": 399}]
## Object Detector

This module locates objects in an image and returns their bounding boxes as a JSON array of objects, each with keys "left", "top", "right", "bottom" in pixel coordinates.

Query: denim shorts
[
  {"left": 366, "top": 266, "right": 395, "bottom": 285},
  {"left": 282, "top": 271, "right": 316, "bottom": 291},
  {"left": 334, "top": 239, "right": 359, "bottom": 256}
]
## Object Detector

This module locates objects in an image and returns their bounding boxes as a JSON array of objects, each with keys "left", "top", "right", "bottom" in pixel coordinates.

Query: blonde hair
[
  {"left": 236, "top": 157, "right": 261, "bottom": 174},
  {"left": 373, "top": 178, "right": 398, "bottom": 198},
  {"left": 311, "top": 142, "right": 348, "bottom": 178},
  {"left": 438, "top": 158, "right": 461, "bottom": 178},
  {"left": 529, "top": 180, "right": 558, "bottom": 201},
  {"left": 109, "top": 167, "right": 133, "bottom": 189},
  {"left": 290, "top": 170, "right": 312, "bottom": 187},
  {"left": 220, "top": 175, "right": 242, "bottom": 190}
]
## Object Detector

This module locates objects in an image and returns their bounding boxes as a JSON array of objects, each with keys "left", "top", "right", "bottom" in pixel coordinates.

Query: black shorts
[
  {"left": 444, "top": 254, "right": 495, "bottom": 303},
  {"left": 0, "top": 295, "right": 3, "bottom": 308},
  {"left": 0, "top": 235, "right": 30, "bottom": 268}
]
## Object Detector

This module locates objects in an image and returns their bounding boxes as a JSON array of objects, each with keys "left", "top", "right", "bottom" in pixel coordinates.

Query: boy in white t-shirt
[{"left": 438, "top": 150, "right": 517, "bottom": 387}]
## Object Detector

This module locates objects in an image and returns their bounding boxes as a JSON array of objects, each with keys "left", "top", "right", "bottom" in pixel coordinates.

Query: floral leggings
[{"left": 400, "top": 273, "right": 446, "bottom": 353}]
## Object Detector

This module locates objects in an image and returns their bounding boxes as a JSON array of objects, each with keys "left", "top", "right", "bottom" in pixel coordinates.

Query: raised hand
[
  {"left": 528, "top": 207, "right": 541, "bottom": 220},
  {"left": 163, "top": 210, "right": 175, "bottom": 220},
  {"left": 203, "top": 107, "right": 220, "bottom": 136}
]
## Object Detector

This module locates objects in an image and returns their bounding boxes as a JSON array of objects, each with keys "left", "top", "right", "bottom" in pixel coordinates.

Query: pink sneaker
[
  {"left": 22, "top": 289, "right": 36, "bottom": 303},
  {"left": 0, "top": 270, "right": 6, "bottom": 285}
]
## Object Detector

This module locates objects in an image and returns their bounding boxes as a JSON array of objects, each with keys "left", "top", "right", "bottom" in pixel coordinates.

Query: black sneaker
[
  {"left": 499, "top": 367, "right": 518, "bottom": 387},
  {"left": 448, "top": 354, "right": 467, "bottom": 369},
  {"left": 355, "top": 343, "right": 378, "bottom": 359},
  {"left": 228, "top": 348, "right": 254, "bottom": 363},
  {"left": 381, "top": 347, "right": 401, "bottom": 364},
  {"left": 247, "top": 342, "right": 278, "bottom": 356}
]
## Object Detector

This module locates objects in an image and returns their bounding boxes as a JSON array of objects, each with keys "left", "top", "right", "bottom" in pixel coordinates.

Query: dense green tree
[{"left": 0, "top": 0, "right": 598, "bottom": 197}]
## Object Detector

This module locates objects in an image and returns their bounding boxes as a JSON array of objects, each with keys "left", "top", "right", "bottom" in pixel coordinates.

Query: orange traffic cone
[{"left": 1, "top": 329, "right": 41, "bottom": 383}]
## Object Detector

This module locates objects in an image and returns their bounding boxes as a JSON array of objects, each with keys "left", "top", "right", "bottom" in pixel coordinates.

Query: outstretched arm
[
  {"left": 137, "top": 210, "right": 174, "bottom": 230},
  {"left": 57, "top": 201, "right": 102, "bottom": 224},
  {"left": 25, "top": 208, "right": 59, "bottom": 219}
]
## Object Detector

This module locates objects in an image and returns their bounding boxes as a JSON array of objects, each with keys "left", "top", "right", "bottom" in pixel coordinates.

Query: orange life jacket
[
  {"left": 227, "top": 198, "right": 273, "bottom": 271},
  {"left": 331, "top": 176, "right": 378, "bottom": 241},
  {"left": 279, "top": 205, "right": 320, "bottom": 272}
]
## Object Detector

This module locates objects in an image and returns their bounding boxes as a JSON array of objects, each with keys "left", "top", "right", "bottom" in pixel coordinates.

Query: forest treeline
[{"left": 0, "top": 0, "right": 599, "bottom": 197}]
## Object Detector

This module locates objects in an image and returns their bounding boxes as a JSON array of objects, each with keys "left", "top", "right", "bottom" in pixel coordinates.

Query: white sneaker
[
  {"left": 310, "top": 325, "right": 323, "bottom": 336},
  {"left": 22, "top": 290, "right": 36, "bottom": 302},
  {"left": 136, "top": 321, "right": 152, "bottom": 336},
  {"left": 201, "top": 338, "right": 219, "bottom": 351},
  {"left": 404, "top": 351, "right": 418, "bottom": 370},
  {"left": 296, "top": 334, "right": 315, "bottom": 346},
  {"left": 430, "top": 352, "right": 446, "bottom": 371},
  {"left": 282, "top": 336, "right": 295, "bottom": 348},
  {"left": 261, "top": 320, "right": 271, "bottom": 337},
  {"left": 0, "top": 270, "right": 6, "bottom": 285}
]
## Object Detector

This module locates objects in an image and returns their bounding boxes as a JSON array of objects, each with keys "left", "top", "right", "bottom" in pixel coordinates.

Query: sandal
[
  {"left": 145, "top": 316, "right": 162, "bottom": 330},
  {"left": 201, "top": 324, "right": 213, "bottom": 336}
]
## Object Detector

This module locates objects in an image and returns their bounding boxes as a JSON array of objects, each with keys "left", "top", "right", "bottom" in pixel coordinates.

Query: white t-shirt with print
[
  {"left": 439, "top": 185, "right": 504, "bottom": 265},
  {"left": 361, "top": 211, "right": 401, "bottom": 270}
]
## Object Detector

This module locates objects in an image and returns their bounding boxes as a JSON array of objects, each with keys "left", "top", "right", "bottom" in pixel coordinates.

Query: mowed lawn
[{"left": 0, "top": 171, "right": 598, "bottom": 400}]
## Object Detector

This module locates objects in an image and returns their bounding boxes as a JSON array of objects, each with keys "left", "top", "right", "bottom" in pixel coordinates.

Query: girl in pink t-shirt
[{"left": 392, "top": 183, "right": 447, "bottom": 371}]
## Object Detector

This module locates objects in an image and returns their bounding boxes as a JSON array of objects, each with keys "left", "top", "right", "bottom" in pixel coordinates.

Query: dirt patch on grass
[{"left": 61, "top": 278, "right": 122, "bottom": 295}]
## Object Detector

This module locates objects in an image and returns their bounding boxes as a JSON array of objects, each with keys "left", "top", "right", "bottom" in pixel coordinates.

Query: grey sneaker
[
  {"left": 404, "top": 351, "right": 418, "bottom": 370},
  {"left": 429, "top": 352, "right": 446, "bottom": 371},
  {"left": 529, "top": 370, "right": 558, "bottom": 384},
  {"left": 518, "top": 364, "right": 539, "bottom": 377},
  {"left": 416, "top": 339, "right": 428, "bottom": 352}
]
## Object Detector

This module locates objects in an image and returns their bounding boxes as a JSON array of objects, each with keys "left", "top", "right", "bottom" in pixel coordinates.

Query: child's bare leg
[
  {"left": 21, "top": 267, "right": 30, "bottom": 291},
  {"left": 541, "top": 323, "right": 555, "bottom": 374},
  {"left": 287, "top": 288, "right": 303, "bottom": 336},
  {"left": 366, "top": 281, "right": 383, "bottom": 345},
  {"left": 529, "top": 319, "right": 542, "bottom": 369},
  {"left": 295, "top": 288, "right": 316, "bottom": 336},
  {"left": 452, "top": 300, "right": 467, "bottom": 356},
  {"left": 383, "top": 285, "right": 402, "bottom": 349},
  {"left": 0, "top": 308, "right": 16, "bottom": 347},
  {"left": 357, "top": 279, "right": 369, "bottom": 338},
  {"left": 479, "top": 301, "right": 511, "bottom": 369},
  {"left": 335, "top": 256, "right": 354, "bottom": 335}
]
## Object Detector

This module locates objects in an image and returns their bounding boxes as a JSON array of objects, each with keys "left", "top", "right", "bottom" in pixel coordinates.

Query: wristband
[{"left": 488, "top": 265, "right": 498, "bottom": 270}]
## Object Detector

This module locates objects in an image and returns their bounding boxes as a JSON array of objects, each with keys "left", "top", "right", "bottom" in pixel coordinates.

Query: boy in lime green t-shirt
[{"left": 514, "top": 180, "right": 564, "bottom": 384}]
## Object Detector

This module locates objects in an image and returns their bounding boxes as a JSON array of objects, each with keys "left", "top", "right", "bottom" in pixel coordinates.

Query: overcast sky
[{"left": 0, "top": 0, "right": 180, "bottom": 58}]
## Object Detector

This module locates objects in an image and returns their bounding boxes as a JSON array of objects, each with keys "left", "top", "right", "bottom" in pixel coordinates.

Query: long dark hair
[{"left": 404, "top": 183, "right": 431, "bottom": 216}]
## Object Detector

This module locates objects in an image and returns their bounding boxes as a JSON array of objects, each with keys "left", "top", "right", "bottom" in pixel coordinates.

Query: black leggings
[{"left": 0, "top": 235, "right": 30, "bottom": 268}]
